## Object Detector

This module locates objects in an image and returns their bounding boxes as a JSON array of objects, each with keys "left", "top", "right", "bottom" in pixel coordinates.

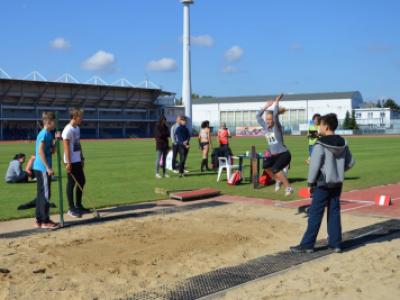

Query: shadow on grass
[
  {"left": 289, "top": 177, "right": 307, "bottom": 184},
  {"left": 345, "top": 176, "right": 361, "bottom": 180},
  {"left": 180, "top": 171, "right": 217, "bottom": 177}
]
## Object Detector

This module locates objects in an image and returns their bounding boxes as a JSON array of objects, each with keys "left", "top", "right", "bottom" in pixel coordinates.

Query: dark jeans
[
  {"left": 172, "top": 144, "right": 179, "bottom": 170},
  {"left": 66, "top": 162, "right": 86, "bottom": 209},
  {"left": 34, "top": 170, "right": 51, "bottom": 223},
  {"left": 6, "top": 172, "right": 29, "bottom": 183},
  {"left": 300, "top": 186, "right": 342, "bottom": 249},
  {"left": 156, "top": 148, "right": 168, "bottom": 174},
  {"left": 219, "top": 144, "right": 230, "bottom": 158},
  {"left": 178, "top": 144, "right": 189, "bottom": 174}
]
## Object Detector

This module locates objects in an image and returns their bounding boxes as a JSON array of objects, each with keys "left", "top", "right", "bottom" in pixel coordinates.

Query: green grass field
[{"left": 1, "top": 136, "right": 399, "bottom": 221}]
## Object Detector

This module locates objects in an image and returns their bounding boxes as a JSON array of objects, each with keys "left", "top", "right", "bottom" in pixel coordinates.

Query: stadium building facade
[
  {"left": 0, "top": 78, "right": 183, "bottom": 140},
  {"left": 192, "top": 91, "right": 363, "bottom": 134}
]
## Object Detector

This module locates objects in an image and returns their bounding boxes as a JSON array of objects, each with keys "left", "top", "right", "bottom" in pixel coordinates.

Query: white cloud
[
  {"left": 222, "top": 65, "right": 239, "bottom": 73},
  {"left": 50, "top": 37, "right": 70, "bottom": 50},
  {"left": 147, "top": 58, "right": 177, "bottom": 72},
  {"left": 225, "top": 45, "right": 244, "bottom": 62},
  {"left": 81, "top": 50, "right": 116, "bottom": 71},
  {"left": 191, "top": 35, "right": 214, "bottom": 47},
  {"left": 290, "top": 42, "right": 303, "bottom": 51}
]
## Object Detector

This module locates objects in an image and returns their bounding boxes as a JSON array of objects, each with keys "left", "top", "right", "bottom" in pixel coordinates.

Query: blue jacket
[{"left": 175, "top": 125, "right": 190, "bottom": 145}]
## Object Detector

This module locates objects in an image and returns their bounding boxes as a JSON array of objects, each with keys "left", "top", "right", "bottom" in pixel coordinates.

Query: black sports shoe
[
  {"left": 68, "top": 208, "right": 82, "bottom": 218},
  {"left": 77, "top": 205, "right": 91, "bottom": 214},
  {"left": 290, "top": 245, "right": 314, "bottom": 254}
]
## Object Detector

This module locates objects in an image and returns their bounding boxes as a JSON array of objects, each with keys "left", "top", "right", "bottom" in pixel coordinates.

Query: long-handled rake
[{"left": 70, "top": 173, "right": 100, "bottom": 219}]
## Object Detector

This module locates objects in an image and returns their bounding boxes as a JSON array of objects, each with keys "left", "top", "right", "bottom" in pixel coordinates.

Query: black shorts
[
  {"left": 263, "top": 151, "right": 291, "bottom": 174},
  {"left": 199, "top": 142, "right": 209, "bottom": 150}
]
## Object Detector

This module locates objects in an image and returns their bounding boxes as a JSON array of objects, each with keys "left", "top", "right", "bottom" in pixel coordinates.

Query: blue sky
[{"left": 1, "top": 0, "right": 399, "bottom": 101}]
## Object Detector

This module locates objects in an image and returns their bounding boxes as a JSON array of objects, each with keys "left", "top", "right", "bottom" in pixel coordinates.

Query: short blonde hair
[
  {"left": 70, "top": 108, "right": 84, "bottom": 119},
  {"left": 42, "top": 111, "right": 55, "bottom": 122}
]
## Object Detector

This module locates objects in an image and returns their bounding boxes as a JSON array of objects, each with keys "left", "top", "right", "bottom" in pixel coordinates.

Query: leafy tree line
[
  {"left": 343, "top": 110, "right": 358, "bottom": 130},
  {"left": 376, "top": 98, "right": 400, "bottom": 110}
]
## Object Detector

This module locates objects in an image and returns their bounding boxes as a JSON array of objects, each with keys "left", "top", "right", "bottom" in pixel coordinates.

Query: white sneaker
[
  {"left": 155, "top": 173, "right": 162, "bottom": 179},
  {"left": 274, "top": 181, "right": 282, "bottom": 192},
  {"left": 285, "top": 187, "right": 294, "bottom": 197},
  {"left": 172, "top": 169, "right": 179, "bottom": 174},
  {"left": 184, "top": 169, "right": 190, "bottom": 174},
  {"left": 163, "top": 174, "right": 170, "bottom": 178}
]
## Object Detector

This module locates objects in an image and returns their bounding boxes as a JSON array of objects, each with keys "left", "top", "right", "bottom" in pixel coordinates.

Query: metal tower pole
[{"left": 181, "top": 0, "right": 193, "bottom": 131}]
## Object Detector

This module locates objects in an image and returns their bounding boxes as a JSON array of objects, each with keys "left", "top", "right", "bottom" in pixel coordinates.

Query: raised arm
[
  {"left": 274, "top": 93, "right": 284, "bottom": 104},
  {"left": 256, "top": 109, "right": 267, "bottom": 129}
]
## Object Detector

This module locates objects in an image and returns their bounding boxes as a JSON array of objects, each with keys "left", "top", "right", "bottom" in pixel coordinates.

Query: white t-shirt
[{"left": 62, "top": 124, "right": 82, "bottom": 163}]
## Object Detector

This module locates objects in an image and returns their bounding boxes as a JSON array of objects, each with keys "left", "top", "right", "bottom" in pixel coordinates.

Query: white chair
[{"left": 217, "top": 157, "right": 239, "bottom": 182}]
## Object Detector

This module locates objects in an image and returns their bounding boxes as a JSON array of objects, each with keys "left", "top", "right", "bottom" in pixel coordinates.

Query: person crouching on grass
[
  {"left": 175, "top": 116, "right": 190, "bottom": 177},
  {"left": 291, "top": 113, "right": 355, "bottom": 253},
  {"left": 257, "top": 93, "right": 294, "bottom": 196},
  {"left": 5, "top": 153, "right": 29, "bottom": 183},
  {"left": 32, "top": 112, "right": 60, "bottom": 229},
  {"left": 62, "top": 108, "right": 89, "bottom": 218}
]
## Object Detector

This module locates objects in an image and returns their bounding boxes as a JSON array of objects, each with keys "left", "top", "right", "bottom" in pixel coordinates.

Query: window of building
[
  {"left": 368, "top": 112, "right": 373, "bottom": 118},
  {"left": 355, "top": 112, "right": 362, "bottom": 118}
]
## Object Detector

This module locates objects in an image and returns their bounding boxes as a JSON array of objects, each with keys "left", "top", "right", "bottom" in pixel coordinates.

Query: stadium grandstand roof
[
  {"left": 195, "top": 91, "right": 362, "bottom": 104},
  {"left": 0, "top": 70, "right": 174, "bottom": 109}
]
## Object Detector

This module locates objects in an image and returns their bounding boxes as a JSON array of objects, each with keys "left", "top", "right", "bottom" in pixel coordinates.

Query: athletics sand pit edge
[{"left": 0, "top": 202, "right": 390, "bottom": 300}]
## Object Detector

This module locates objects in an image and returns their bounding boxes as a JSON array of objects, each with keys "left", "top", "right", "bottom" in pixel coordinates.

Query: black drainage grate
[
  {"left": 0, "top": 201, "right": 229, "bottom": 239},
  {"left": 123, "top": 219, "right": 400, "bottom": 300}
]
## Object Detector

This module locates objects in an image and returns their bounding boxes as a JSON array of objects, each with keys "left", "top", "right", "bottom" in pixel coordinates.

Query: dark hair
[
  {"left": 13, "top": 153, "right": 26, "bottom": 160},
  {"left": 320, "top": 113, "right": 338, "bottom": 131},
  {"left": 156, "top": 115, "right": 167, "bottom": 127},
  {"left": 312, "top": 113, "right": 321, "bottom": 120},
  {"left": 201, "top": 120, "right": 209, "bottom": 129}
]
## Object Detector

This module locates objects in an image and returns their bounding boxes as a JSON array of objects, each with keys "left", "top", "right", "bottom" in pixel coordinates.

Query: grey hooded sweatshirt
[
  {"left": 308, "top": 135, "right": 355, "bottom": 189},
  {"left": 5, "top": 160, "right": 25, "bottom": 183}
]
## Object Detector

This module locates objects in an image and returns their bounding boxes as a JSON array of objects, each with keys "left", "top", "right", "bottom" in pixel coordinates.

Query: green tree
[
  {"left": 376, "top": 100, "right": 382, "bottom": 108},
  {"left": 350, "top": 110, "right": 358, "bottom": 130},
  {"left": 343, "top": 111, "right": 351, "bottom": 129},
  {"left": 382, "top": 98, "right": 400, "bottom": 110},
  {"left": 192, "top": 93, "right": 200, "bottom": 100}
]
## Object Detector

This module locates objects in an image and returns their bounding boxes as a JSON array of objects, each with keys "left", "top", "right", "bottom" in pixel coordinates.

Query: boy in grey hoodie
[{"left": 291, "top": 113, "right": 355, "bottom": 253}]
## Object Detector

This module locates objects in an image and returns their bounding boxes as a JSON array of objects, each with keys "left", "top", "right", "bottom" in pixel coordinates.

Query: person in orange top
[{"left": 217, "top": 123, "right": 231, "bottom": 158}]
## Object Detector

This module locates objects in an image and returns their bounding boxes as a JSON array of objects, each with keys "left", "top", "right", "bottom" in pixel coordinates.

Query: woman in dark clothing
[{"left": 154, "top": 116, "right": 170, "bottom": 178}]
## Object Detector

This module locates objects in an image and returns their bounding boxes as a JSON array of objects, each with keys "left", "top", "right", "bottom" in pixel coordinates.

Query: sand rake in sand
[{"left": 69, "top": 173, "right": 100, "bottom": 219}]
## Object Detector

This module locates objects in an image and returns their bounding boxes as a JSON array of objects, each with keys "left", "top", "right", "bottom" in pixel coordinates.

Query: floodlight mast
[{"left": 181, "top": 0, "right": 194, "bottom": 131}]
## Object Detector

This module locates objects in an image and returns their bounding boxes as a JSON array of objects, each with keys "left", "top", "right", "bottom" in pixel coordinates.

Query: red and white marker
[{"left": 375, "top": 195, "right": 392, "bottom": 207}]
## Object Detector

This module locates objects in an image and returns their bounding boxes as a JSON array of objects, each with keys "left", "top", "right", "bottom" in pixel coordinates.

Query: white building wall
[
  {"left": 354, "top": 108, "right": 392, "bottom": 128},
  {"left": 193, "top": 98, "right": 354, "bottom": 130},
  {"left": 192, "top": 103, "right": 219, "bottom": 127},
  {"left": 306, "top": 99, "right": 352, "bottom": 120}
]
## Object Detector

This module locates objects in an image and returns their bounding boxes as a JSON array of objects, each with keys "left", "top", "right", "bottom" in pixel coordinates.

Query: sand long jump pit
[{"left": 1, "top": 202, "right": 399, "bottom": 300}]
